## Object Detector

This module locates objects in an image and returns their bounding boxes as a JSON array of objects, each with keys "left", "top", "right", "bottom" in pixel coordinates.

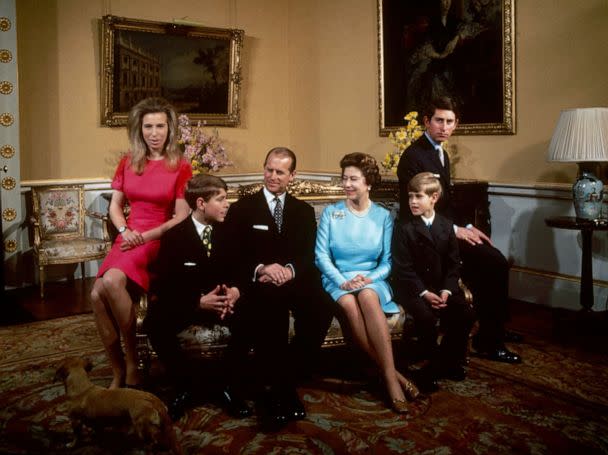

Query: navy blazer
[
  {"left": 397, "top": 134, "right": 457, "bottom": 223},
  {"left": 391, "top": 213, "right": 462, "bottom": 302},
  {"left": 221, "top": 188, "right": 319, "bottom": 294}
]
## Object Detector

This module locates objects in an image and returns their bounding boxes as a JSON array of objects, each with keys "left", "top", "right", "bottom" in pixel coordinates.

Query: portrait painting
[
  {"left": 378, "top": 0, "right": 515, "bottom": 135},
  {"left": 101, "top": 15, "right": 244, "bottom": 127}
]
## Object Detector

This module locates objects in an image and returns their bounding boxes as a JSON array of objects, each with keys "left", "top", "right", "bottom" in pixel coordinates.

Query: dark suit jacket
[
  {"left": 397, "top": 134, "right": 462, "bottom": 223},
  {"left": 220, "top": 189, "right": 318, "bottom": 295},
  {"left": 391, "top": 213, "right": 462, "bottom": 303},
  {"left": 147, "top": 216, "right": 233, "bottom": 331}
]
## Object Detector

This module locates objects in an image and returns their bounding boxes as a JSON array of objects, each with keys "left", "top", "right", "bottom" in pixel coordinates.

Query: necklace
[{"left": 346, "top": 200, "right": 371, "bottom": 217}]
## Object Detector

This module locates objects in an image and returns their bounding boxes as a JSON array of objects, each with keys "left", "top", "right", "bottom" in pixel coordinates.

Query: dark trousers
[
  {"left": 225, "top": 282, "right": 334, "bottom": 390},
  {"left": 459, "top": 239, "right": 510, "bottom": 349},
  {"left": 145, "top": 304, "right": 221, "bottom": 391},
  {"left": 403, "top": 291, "right": 475, "bottom": 368}
]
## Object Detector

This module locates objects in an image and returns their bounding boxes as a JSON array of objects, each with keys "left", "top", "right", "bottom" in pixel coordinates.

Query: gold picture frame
[
  {"left": 100, "top": 15, "right": 244, "bottom": 127},
  {"left": 377, "top": 0, "right": 515, "bottom": 136}
]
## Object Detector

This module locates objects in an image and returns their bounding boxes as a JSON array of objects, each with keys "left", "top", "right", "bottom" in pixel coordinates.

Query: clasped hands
[
  {"left": 257, "top": 263, "right": 293, "bottom": 286},
  {"left": 200, "top": 284, "right": 240, "bottom": 320},
  {"left": 340, "top": 274, "right": 372, "bottom": 291},
  {"left": 119, "top": 228, "right": 148, "bottom": 251},
  {"left": 423, "top": 290, "right": 450, "bottom": 310}
]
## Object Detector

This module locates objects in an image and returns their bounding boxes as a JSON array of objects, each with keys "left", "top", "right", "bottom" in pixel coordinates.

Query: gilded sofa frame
[{"left": 134, "top": 179, "right": 473, "bottom": 372}]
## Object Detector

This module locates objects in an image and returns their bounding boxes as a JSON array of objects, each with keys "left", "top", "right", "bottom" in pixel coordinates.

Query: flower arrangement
[
  {"left": 177, "top": 114, "right": 232, "bottom": 174},
  {"left": 382, "top": 111, "right": 425, "bottom": 173}
]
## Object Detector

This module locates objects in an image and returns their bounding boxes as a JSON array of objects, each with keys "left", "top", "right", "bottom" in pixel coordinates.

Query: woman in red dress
[{"left": 91, "top": 97, "right": 192, "bottom": 389}]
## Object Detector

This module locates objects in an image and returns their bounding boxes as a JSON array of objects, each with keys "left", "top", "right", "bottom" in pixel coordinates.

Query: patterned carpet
[{"left": 1, "top": 314, "right": 607, "bottom": 454}]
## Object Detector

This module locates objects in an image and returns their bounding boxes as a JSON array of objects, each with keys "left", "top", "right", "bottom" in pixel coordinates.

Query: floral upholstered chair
[{"left": 30, "top": 185, "right": 112, "bottom": 298}]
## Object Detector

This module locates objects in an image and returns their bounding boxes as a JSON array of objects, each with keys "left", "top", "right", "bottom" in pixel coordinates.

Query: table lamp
[{"left": 547, "top": 107, "right": 608, "bottom": 220}]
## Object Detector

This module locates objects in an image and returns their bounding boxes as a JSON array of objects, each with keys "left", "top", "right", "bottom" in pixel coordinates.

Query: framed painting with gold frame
[
  {"left": 377, "top": 0, "right": 515, "bottom": 136},
  {"left": 100, "top": 15, "right": 244, "bottom": 127}
]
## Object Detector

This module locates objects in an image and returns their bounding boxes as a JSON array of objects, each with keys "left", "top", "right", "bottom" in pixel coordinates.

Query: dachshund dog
[{"left": 54, "top": 357, "right": 182, "bottom": 454}]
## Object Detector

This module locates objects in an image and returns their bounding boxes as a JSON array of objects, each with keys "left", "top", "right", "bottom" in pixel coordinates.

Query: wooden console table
[{"left": 545, "top": 216, "right": 608, "bottom": 312}]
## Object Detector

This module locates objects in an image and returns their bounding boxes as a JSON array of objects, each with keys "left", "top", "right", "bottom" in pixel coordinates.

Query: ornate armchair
[{"left": 30, "top": 184, "right": 112, "bottom": 298}]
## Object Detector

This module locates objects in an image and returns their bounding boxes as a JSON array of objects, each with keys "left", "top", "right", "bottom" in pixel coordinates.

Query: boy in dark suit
[
  {"left": 392, "top": 172, "right": 475, "bottom": 393},
  {"left": 145, "top": 174, "right": 250, "bottom": 420}
]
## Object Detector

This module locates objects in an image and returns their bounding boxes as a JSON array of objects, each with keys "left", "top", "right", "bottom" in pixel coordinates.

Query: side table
[{"left": 545, "top": 216, "right": 608, "bottom": 312}]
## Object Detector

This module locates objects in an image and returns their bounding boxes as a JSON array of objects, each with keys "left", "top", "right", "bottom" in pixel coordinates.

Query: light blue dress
[{"left": 315, "top": 200, "right": 399, "bottom": 314}]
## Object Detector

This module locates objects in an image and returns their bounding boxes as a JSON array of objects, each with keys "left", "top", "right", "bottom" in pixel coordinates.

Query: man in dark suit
[
  {"left": 221, "top": 147, "right": 333, "bottom": 429},
  {"left": 144, "top": 174, "right": 251, "bottom": 420},
  {"left": 397, "top": 96, "right": 521, "bottom": 364},
  {"left": 392, "top": 172, "right": 475, "bottom": 392}
]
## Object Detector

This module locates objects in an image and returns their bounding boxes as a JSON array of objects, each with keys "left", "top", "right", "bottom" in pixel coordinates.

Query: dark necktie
[
  {"left": 273, "top": 197, "right": 283, "bottom": 233},
  {"left": 436, "top": 146, "right": 445, "bottom": 167},
  {"left": 201, "top": 225, "right": 212, "bottom": 257}
]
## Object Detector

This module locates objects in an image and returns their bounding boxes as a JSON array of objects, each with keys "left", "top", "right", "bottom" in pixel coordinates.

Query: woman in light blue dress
[{"left": 315, "top": 153, "right": 419, "bottom": 414}]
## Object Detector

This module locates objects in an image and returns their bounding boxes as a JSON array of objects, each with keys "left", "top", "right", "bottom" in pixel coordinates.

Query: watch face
[{"left": 118, "top": 226, "right": 126, "bottom": 233}]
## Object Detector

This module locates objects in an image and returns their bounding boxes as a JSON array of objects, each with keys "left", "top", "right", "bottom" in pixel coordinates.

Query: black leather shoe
[
  {"left": 258, "top": 388, "right": 289, "bottom": 431},
  {"left": 221, "top": 386, "right": 253, "bottom": 418},
  {"left": 504, "top": 330, "right": 524, "bottom": 343},
  {"left": 281, "top": 387, "right": 306, "bottom": 421},
  {"left": 410, "top": 367, "right": 439, "bottom": 394},
  {"left": 476, "top": 346, "right": 522, "bottom": 364},
  {"left": 169, "top": 390, "right": 193, "bottom": 421}
]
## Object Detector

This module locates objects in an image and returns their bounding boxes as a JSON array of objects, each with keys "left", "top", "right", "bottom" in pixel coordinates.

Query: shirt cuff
[
  {"left": 285, "top": 263, "right": 295, "bottom": 279},
  {"left": 419, "top": 290, "right": 428, "bottom": 298},
  {"left": 253, "top": 264, "right": 264, "bottom": 282},
  {"left": 440, "top": 289, "right": 452, "bottom": 296}
]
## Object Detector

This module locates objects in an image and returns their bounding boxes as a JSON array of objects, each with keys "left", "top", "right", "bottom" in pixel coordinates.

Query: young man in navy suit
[
  {"left": 145, "top": 174, "right": 250, "bottom": 420},
  {"left": 221, "top": 147, "right": 333, "bottom": 429},
  {"left": 392, "top": 172, "right": 475, "bottom": 392},
  {"left": 397, "top": 96, "right": 521, "bottom": 364}
]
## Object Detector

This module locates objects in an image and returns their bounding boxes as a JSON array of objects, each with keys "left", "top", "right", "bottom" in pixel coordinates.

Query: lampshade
[{"left": 547, "top": 107, "right": 608, "bottom": 162}]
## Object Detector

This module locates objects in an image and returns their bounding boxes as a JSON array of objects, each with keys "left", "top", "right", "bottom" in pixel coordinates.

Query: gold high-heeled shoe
[
  {"left": 401, "top": 378, "right": 420, "bottom": 401},
  {"left": 391, "top": 398, "right": 409, "bottom": 415}
]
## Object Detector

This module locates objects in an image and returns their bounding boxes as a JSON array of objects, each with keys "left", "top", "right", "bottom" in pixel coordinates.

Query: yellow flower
[{"left": 382, "top": 111, "right": 424, "bottom": 174}]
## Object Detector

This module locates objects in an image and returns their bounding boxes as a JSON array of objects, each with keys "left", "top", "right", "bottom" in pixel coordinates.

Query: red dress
[{"left": 97, "top": 156, "right": 192, "bottom": 291}]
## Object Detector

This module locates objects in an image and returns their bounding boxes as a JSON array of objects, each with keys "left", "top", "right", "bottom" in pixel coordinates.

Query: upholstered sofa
[{"left": 134, "top": 178, "right": 478, "bottom": 373}]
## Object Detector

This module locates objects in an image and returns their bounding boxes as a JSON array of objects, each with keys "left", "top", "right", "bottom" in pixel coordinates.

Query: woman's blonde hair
[{"left": 126, "top": 97, "right": 181, "bottom": 174}]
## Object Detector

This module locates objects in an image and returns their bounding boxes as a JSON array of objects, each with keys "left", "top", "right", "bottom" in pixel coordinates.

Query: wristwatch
[{"left": 117, "top": 226, "right": 127, "bottom": 234}]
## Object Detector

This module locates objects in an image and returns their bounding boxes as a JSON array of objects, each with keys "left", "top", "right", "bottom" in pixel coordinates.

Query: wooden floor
[
  {"left": 2, "top": 278, "right": 607, "bottom": 354},
  {"left": 2, "top": 278, "right": 95, "bottom": 325}
]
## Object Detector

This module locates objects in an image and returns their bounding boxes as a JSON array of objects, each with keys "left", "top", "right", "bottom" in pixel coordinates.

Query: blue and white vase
[{"left": 572, "top": 171, "right": 603, "bottom": 220}]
